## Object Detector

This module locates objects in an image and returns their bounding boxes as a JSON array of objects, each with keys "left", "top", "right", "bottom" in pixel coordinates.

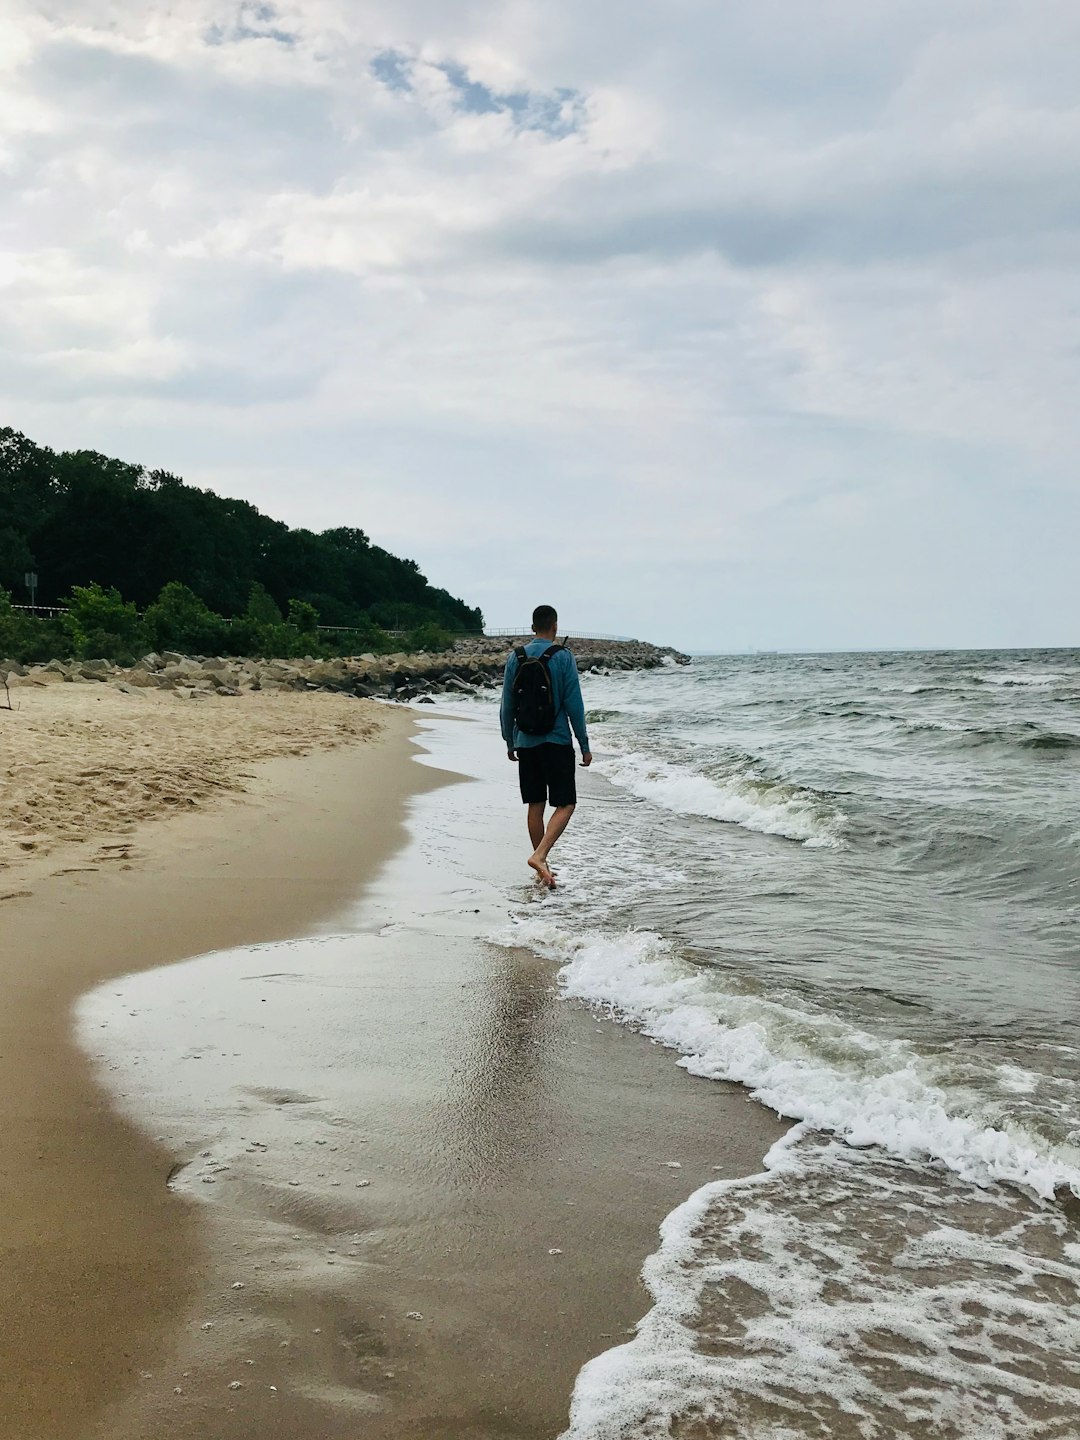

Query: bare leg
[
  {"left": 528, "top": 804, "right": 576, "bottom": 888},
  {"left": 527, "top": 802, "right": 546, "bottom": 853}
]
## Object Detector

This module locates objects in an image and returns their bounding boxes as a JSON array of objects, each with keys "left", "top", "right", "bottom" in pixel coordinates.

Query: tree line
[{"left": 0, "top": 427, "right": 483, "bottom": 662}]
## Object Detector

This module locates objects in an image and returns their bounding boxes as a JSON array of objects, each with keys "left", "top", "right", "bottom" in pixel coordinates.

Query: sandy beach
[
  {"left": 1, "top": 685, "right": 784, "bottom": 1439},
  {"left": 0, "top": 686, "right": 428, "bottom": 1438}
]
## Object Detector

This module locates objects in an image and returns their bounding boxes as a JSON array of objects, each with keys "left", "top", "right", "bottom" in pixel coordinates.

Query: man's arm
[
  {"left": 561, "top": 652, "right": 591, "bottom": 761},
  {"left": 500, "top": 653, "right": 517, "bottom": 757}
]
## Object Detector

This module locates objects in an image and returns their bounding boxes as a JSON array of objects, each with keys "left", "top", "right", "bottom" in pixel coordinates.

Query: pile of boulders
[
  {"left": 1, "top": 636, "right": 690, "bottom": 704},
  {"left": 451, "top": 635, "right": 690, "bottom": 672}
]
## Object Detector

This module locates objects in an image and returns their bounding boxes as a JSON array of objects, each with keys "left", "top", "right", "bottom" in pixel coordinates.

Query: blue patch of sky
[
  {"left": 206, "top": 3, "right": 296, "bottom": 47},
  {"left": 370, "top": 49, "right": 584, "bottom": 138},
  {"left": 371, "top": 49, "right": 414, "bottom": 92}
]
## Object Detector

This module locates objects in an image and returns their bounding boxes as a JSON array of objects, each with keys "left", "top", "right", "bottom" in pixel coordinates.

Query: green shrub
[
  {"left": 316, "top": 616, "right": 394, "bottom": 656},
  {"left": 246, "top": 582, "right": 282, "bottom": 626},
  {"left": 144, "top": 582, "right": 228, "bottom": 655},
  {"left": 61, "top": 583, "right": 145, "bottom": 663},
  {"left": 0, "top": 587, "right": 65, "bottom": 664},
  {"left": 405, "top": 621, "right": 453, "bottom": 654},
  {"left": 287, "top": 598, "right": 319, "bottom": 640}
]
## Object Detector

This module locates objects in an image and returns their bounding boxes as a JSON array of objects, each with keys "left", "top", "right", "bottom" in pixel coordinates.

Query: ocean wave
[
  {"left": 561, "top": 1131, "right": 1080, "bottom": 1440},
  {"left": 592, "top": 749, "right": 848, "bottom": 848},
  {"left": 1020, "top": 730, "right": 1080, "bottom": 751},
  {"left": 973, "top": 671, "right": 1070, "bottom": 688},
  {"left": 956, "top": 724, "right": 1080, "bottom": 753},
  {"left": 896, "top": 682, "right": 979, "bottom": 695},
  {"left": 503, "top": 918, "right": 1080, "bottom": 1199},
  {"left": 906, "top": 720, "right": 1080, "bottom": 753}
]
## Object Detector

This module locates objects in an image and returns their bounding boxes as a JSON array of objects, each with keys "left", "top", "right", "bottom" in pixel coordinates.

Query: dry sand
[
  {"left": 0, "top": 682, "right": 385, "bottom": 876},
  {"left": 0, "top": 686, "right": 786, "bottom": 1440},
  {"left": 0, "top": 687, "right": 425, "bottom": 1439}
]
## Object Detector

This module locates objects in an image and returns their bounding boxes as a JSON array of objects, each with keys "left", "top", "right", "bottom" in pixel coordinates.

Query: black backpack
[{"left": 511, "top": 643, "right": 563, "bottom": 735}]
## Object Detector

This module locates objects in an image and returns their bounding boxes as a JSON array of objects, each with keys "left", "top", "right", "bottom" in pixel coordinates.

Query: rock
[
  {"left": 304, "top": 664, "right": 351, "bottom": 692},
  {"left": 122, "top": 669, "right": 172, "bottom": 689},
  {"left": 2, "top": 660, "right": 27, "bottom": 676},
  {"left": 441, "top": 677, "right": 475, "bottom": 693},
  {"left": 161, "top": 651, "right": 186, "bottom": 666},
  {"left": 262, "top": 662, "right": 305, "bottom": 689},
  {"left": 201, "top": 657, "right": 229, "bottom": 672},
  {"left": 358, "top": 652, "right": 376, "bottom": 662},
  {"left": 417, "top": 695, "right": 435, "bottom": 704},
  {"left": 78, "top": 659, "right": 114, "bottom": 680}
]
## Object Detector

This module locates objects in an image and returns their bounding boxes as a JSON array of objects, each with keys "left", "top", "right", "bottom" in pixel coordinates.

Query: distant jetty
[{"left": 2, "top": 634, "right": 690, "bottom": 704}]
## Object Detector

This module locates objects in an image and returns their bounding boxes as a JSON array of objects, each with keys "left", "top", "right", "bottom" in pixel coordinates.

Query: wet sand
[
  {"left": 2, "top": 703, "right": 786, "bottom": 1439},
  {"left": 0, "top": 707, "right": 429, "bottom": 1440},
  {"left": 79, "top": 929, "right": 784, "bottom": 1440}
]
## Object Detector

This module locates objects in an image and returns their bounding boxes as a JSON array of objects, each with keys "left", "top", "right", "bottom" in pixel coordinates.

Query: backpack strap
[
  {"left": 514, "top": 645, "right": 528, "bottom": 665},
  {"left": 540, "top": 644, "right": 561, "bottom": 662}
]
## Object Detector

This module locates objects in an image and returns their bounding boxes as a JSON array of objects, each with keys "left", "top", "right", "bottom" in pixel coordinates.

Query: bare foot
[{"left": 528, "top": 852, "right": 556, "bottom": 888}]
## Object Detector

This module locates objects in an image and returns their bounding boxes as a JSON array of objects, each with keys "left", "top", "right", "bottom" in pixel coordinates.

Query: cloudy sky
[{"left": 2, "top": 1, "right": 1078, "bottom": 651}]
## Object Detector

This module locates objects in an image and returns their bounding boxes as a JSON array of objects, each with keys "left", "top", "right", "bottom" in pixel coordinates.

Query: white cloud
[{"left": 1, "top": 0, "right": 1078, "bottom": 648}]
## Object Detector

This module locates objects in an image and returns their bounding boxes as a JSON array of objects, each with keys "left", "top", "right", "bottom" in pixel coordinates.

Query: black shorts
[{"left": 517, "top": 743, "right": 577, "bottom": 807}]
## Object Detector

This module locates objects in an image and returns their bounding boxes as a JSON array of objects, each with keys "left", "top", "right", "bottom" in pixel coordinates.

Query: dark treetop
[{"left": 0, "top": 426, "right": 482, "bottom": 636}]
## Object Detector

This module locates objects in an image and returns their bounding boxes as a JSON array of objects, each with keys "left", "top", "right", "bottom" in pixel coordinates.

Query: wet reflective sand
[{"left": 80, "top": 717, "right": 783, "bottom": 1438}]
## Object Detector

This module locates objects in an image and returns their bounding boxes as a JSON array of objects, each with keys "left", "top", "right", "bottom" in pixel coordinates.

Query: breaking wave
[
  {"left": 503, "top": 918, "right": 1080, "bottom": 1198},
  {"left": 593, "top": 750, "right": 849, "bottom": 848}
]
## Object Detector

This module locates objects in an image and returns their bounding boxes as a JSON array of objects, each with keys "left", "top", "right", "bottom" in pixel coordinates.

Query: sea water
[
  {"left": 76, "top": 647, "right": 1080, "bottom": 1436},
  {"left": 447, "top": 648, "right": 1080, "bottom": 1438}
]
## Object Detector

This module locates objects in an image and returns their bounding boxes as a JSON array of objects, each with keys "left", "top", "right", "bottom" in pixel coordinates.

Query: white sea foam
[
  {"left": 592, "top": 749, "right": 848, "bottom": 848},
  {"left": 501, "top": 917, "right": 1080, "bottom": 1199},
  {"left": 560, "top": 1129, "right": 1080, "bottom": 1440},
  {"left": 973, "top": 671, "right": 1068, "bottom": 688}
]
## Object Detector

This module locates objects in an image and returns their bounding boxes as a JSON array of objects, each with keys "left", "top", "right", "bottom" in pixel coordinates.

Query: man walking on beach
[{"left": 501, "top": 605, "right": 592, "bottom": 889}]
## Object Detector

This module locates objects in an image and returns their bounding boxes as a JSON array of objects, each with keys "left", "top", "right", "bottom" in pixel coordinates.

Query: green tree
[
  {"left": 405, "top": 621, "right": 453, "bottom": 653},
  {"left": 144, "top": 582, "right": 229, "bottom": 655},
  {"left": 287, "top": 598, "right": 319, "bottom": 641},
  {"left": 0, "top": 588, "right": 65, "bottom": 664},
  {"left": 61, "top": 583, "right": 145, "bottom": 662},
  {"left": 246, "top": 582, "right": 283, "bottom": 626},
  {"left": 0, "top": 527, "right": 35, "bottom": 594},
  {"left": 0, "top": 426, "right": 484, "bottom": 632}
]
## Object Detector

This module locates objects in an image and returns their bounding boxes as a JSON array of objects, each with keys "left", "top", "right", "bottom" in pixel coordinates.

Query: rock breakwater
[{"left": 2, "top": 636, "right": 689, "bottom": 704}]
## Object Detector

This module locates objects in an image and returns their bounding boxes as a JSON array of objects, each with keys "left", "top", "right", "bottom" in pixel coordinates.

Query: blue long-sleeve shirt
[{"left": 500, "top": 641, "right": 591, "bottom": 754}]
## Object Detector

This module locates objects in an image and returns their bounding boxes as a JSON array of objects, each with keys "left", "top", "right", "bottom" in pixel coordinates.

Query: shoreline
[
  {"left": 70, "top": 708, "right": 784, "bottom": 1439},
  {"left": 0, "top": 705, "right": 436, "bottom": 1440},
  {"left": 2, "top": 693, "right": 786, "bottom": 1439}
]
